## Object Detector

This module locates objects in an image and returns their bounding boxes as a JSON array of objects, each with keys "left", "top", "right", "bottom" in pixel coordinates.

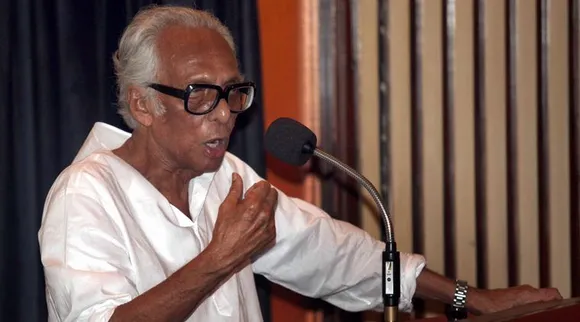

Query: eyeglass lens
[{"left": 187, "top": 86, "right": 254, "bottom": 114}]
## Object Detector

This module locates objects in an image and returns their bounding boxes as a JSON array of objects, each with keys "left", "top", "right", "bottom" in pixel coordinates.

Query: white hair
[{"left": 113, "top": 5, "right": 237, "bottom": 129}]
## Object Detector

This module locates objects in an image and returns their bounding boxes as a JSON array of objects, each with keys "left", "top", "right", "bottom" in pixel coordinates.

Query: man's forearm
[
  {"left": 415, "top": 268, "right": 486, "bottom": 313},
  {"left": 109, "top": 246, "right": 235, "bottom": 322}
]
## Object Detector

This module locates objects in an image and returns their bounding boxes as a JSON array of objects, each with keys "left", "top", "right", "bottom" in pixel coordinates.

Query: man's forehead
[
  {"left": 157, "top": 25, "right": 232, "bottom": 52},
  {"left": 157, "top": 27, "right": 235, "bottom": 64},
  {"left": 160, "top": 51, "right": 240, "bottom": 84},
  {"left": 155, "top": 25, "right": 239, "bottom": 84}
]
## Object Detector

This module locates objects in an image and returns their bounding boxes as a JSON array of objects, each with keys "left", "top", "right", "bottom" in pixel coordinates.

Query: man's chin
[{"left": 202, "top": 155, "right": 226, "bottom": 173}]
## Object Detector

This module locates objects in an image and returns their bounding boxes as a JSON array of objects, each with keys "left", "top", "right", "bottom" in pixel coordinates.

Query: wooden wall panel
[
  {"left": 453, "top": 0, "right": 477, "bottom": 288},
  {"left": 259, "top": 0, "right": 579, "bottom": 321},
  {"left": 386, "top": 0, "right": 414, "bottom": 259},
  {"left": 420, "top": 0, "right": 445, "bottom": 278},
  {"left": 483, "top": 0, "right": 508, "bottom": 290},
  {"left": 355, "top": 0, "right": 579, "bottom": 319},
  {"left": 514, "top": 0, "right": 540, "bottom": 288},
  {"left": 547, "top": 0, "right": 571, "bottom": 297}
]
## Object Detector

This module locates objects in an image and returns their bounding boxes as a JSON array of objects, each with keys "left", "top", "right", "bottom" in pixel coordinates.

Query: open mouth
[
  {"left": 205, "top": 138, "right": 225, "bottom": 148},
  {"left": 203, "top": 138, "right": 228, "bottom": 159}
]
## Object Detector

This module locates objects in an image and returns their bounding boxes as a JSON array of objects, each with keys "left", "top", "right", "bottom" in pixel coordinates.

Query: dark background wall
[{"left": 0, "top": 1, "right": 269, "bottom": 321}]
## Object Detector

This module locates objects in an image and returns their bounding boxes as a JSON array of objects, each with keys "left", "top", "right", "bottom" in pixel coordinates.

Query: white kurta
[{"left": 38, "top": 122, "right": 426, "bottom": 322}]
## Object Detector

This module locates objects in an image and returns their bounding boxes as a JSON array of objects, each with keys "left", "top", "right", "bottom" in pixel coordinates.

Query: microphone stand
[{"left": 309, "top": 147, "right": 400, "bottom": 322}]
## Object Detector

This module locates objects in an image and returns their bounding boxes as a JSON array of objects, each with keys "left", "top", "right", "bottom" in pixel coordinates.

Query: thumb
[{"left": 226, "top": 173, "right": 243, "bottom": 204}]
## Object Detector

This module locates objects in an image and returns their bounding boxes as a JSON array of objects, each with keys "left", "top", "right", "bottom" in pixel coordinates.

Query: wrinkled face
[{"left": 133, "top": 25, "right": 242, "bottom": 173}]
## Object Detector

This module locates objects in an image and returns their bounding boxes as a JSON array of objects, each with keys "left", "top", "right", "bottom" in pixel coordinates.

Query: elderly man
[{"left": 38, "top": 5, "right": 561, "bottom": 322}]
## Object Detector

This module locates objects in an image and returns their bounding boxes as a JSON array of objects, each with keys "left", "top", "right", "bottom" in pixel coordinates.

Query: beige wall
[{"left": 356, "top": 1, "right": 572, "bottom": 319}]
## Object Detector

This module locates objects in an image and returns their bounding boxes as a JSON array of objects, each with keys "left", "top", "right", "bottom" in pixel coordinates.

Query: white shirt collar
[{"left": 73, "top": 122, "right": 216, "bottom": 226}]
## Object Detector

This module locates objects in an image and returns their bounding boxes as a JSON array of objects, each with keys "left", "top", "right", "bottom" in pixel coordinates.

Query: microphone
[{"left": 264, "top": 117, "right": 401, "bottom": 322}]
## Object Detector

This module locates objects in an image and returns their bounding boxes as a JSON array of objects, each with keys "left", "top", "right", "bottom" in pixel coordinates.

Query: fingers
[
  {"left": 225, "top": 173, "right": 244, "bottom": 204},
  {"left": 540, "top": 288, "right": 562, "bottom": 300},
  {"left": 239, "top": 180, "right": 278, "bottom": 228},
  {"left": 519, "top": 287, "right": 562, "bottom": 305},
  {"left": 253, "top": 186, "right": 276, "bottom": 218},
  {"left": 265, "top": 187, "right": 279, "bottom": 211},
  {"left": 244, "top": 181, "right": 270, "bottom": 201}
]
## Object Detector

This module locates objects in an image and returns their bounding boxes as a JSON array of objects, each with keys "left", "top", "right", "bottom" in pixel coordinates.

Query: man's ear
[{"left": 127, "top": 85, "right": 154, "bottom": 127}]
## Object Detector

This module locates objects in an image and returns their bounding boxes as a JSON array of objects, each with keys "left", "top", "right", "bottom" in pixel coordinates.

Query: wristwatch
[
  {"left": 447, "top": 279, "right": 468, "bottom": 321},
  {"left": 453, "top": 279, "right": 468, "bottom": 309}
]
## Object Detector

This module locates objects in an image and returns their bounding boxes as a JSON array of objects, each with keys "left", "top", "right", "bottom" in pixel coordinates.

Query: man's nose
[{"left": 208, "top": 98, "right": 232, "bottom": 123}]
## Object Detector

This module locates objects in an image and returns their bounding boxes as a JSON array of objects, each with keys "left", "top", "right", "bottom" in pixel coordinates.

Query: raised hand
[{"left": 209, "top": 173, "right": 278, "bottom": 272}]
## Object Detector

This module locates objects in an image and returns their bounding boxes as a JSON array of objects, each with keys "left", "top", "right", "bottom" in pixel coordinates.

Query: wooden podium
[{"left": 413, "top": 297, "right": 580, "bottom": 322}]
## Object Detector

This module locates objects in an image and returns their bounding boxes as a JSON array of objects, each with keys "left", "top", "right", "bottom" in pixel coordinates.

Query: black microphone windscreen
[{"left": 264, "top": 117, "right": 318, "bottom": 166}]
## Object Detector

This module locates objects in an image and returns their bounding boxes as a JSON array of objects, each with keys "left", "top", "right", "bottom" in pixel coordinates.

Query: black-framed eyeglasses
[{"left": 148, "top": 82, "right": 256, "bottom": 115}]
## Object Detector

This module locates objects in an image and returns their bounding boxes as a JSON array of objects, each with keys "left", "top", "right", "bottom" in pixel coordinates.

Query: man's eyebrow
[
  {"left": 225, "top": 74, "right": 245, "bottom": 84},
  {"left": 185, "top": 75, "right": 212, "bottom": 85},
  {"left": 185, "top": 74, "right": 245, "bottom": 86}
]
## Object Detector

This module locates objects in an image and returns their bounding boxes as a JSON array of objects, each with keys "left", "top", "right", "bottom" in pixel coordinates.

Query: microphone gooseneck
[
  {"left": 265, "top": 118, "right": 401, "bottom": 322},
  {"left": 310, "top": 148, "right": 393, "bottom": 243}
]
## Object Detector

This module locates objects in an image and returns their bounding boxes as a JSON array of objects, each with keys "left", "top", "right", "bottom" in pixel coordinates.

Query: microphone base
[{"left": 384, "top": 306, "right": 398, "bottom": 322}]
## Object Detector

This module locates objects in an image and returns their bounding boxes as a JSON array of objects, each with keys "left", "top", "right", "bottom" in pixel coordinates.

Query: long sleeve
[
  {"left": 39, "top": 189, "right": 137, "bottom": 322},
  {"left": 251, "top": 192, "right": 426, "bottom": 312},
  {"left": 217, "top": 152, "right": 427, "bottom": 313}
]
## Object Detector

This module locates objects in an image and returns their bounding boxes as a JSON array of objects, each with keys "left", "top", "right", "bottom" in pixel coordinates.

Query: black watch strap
[{"left": 453, "top": 279, "right": 468, "bottom": 309}]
